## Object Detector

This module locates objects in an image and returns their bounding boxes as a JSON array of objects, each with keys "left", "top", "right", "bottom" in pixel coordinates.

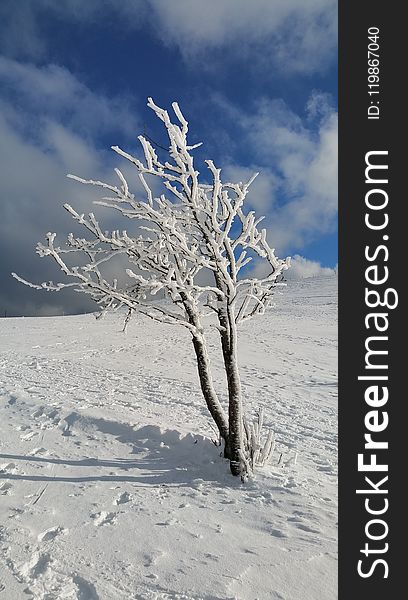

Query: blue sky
[{"left": 0, "top": 0, "right": 337, "bottom": 316}]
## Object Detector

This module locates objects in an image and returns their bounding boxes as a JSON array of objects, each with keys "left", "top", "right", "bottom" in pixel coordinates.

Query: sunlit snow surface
[{"left": 0, "top": 277, "right": 337, "bottom": 600}]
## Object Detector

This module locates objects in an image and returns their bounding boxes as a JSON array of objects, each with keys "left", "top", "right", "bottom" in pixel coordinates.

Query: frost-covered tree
[{"left": 13, "top": 99, "right": 290, "bottom": 478}]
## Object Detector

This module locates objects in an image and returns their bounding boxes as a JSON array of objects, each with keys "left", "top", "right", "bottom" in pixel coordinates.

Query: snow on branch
[{"left": 14, "top": 98, "right": 290, "bottom": 332}]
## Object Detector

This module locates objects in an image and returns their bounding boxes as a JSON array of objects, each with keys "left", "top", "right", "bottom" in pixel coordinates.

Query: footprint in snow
[
  {"left": 0, "top": 462, "right": 17, "bottom": 474},
  {"left": 37, "top": 525, "right": 66, "bottom": 542},
  {"left": 92, "top": 511, "right": 117, "bottom": 526},
  {"left": 269, "top": 528, "right": 288, "bottom": 538},
  {"left": 31, "top": 406, "right": 45, "bottom": 418},
  {"left": 21, "top": 431, "right": 37, "bottom": 441},
  {"left": 58, "top": 419, "right": 71, "bottom": 436},
  {"left": 17, "top": 550, "right": 99, "bottom": 600},
  {"left": 28, "top": 447, "right": 48, "bottom": 457},
  {"left": 17, "top": 424, "right": 31, "bottom": 432},
  {"left": 287, "top": 516, "right": 303, "bottom": 523},
  {"left": 5, "top": 393, "right": 18, "bottom": 406},
  {"left": 295, "top": 523, "right": 320, "bottom": 534},
  {"left": 0, "top": 481, "right": 12, "bottom": 495},
  {"left": 155, "top": 518, "right": 180, "bottom": 527},
  {"left": 113, "top": 491, "right": 131, "bottom": 506},
  {"left": 143, "top": 549, "right": 165, "bottom": 567},
  {"left": 18, "top": 551, "right": 50, "bottom": 579}
]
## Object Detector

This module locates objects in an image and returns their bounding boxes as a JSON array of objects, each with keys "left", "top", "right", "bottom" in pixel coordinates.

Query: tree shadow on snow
[{"left": 0, "top": 418, "right": 237, "bottom": 489}]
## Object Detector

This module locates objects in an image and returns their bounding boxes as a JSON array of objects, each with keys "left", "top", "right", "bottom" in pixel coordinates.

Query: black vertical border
[{"left": 339, "top": 1, "right": 404, "bottom": 598}]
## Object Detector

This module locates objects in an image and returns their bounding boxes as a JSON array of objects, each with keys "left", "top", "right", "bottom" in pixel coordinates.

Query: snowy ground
[{"left": 0, "top": 277, "right": 337, "bottom": 600}]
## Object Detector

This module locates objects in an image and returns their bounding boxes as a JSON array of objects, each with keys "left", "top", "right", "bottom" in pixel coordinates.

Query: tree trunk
[
  {"left": 224, "top": 350, "right": 243, "bottom": 475},
  {"left": 191, "top": 333, "right": 230, "bottom": 455},
  {"left": 223, "top": 305, "right": 244, "bottom": 476},
  {"left": 180, "top": 292, "right": 230, "bottom": 456}
]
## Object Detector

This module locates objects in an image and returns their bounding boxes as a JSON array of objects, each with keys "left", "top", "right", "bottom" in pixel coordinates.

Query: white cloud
[
  {"left": 221, "top": 164, "right": 279, "bottom": 213},
  {"left": 0, "top": 104, "right": 104, "bottom": 312},
  {"left": 306, "top": 90, "right": 335, "bottom": 121},
  {"left": 248, "top": 253, "right": 336, "bottom": 282},
  {"left": 43, "top": 122, "right": 102, "bottom": 175},
  {"left": 150, "top": 0, "right": 337, "bottom": 73},
  {"left": 274, "top": 112, "right": 338, "bottom": 249},
  {"left": 0, "top": 104, "right": 144, "bottom": 316},
  {"left": 0, "top": 0, "right": 337, "bottom": 75},
  {"left": 0, "top": 58, "right": 145, "bottom": 316},
  {"left": 213, "top": 94, "right": 338, "bottom": 253},
  {"left": 285, "top": 255, "right": 337, "bottom": 280},
  {"left": 0, "top": 57, "right": 139, "bottom": 140},
  {"left": 0, "top": 56, "right": 144, "bottom": 238}
]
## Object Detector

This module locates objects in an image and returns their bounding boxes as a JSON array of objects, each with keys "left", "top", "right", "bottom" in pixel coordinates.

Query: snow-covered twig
[{"left": 241, "top": 409, "right": 277, "bottom": 477}]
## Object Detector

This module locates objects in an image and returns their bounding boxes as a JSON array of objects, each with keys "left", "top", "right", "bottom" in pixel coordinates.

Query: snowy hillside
[{"left": 0, "top": 277, "right": 337, "bottom": 600}]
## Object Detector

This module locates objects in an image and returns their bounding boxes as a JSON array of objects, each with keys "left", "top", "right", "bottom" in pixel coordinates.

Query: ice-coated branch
[{"left": 14, "top": 98, "right": 289, "bottom": 336}]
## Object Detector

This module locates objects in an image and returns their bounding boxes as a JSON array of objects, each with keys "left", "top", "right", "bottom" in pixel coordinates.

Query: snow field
[{"left": 0, "top": 277, "right": 337, "bottom": 599}]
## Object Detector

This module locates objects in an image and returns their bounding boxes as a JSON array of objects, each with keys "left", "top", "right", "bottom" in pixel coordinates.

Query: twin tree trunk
[
  {"left": 191, "top": 312, "right": 244, "bottom": 476},
  {"left": 223, "top": 311, "right": 244, "bottom": 477},
  {"left": 182, "top": 288, "right": 244, "bottom": 476}
]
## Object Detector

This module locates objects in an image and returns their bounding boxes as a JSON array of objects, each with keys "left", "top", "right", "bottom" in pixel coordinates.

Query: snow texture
[{"left": 0, "top": 277, "right": 337, "bottom": 599}]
